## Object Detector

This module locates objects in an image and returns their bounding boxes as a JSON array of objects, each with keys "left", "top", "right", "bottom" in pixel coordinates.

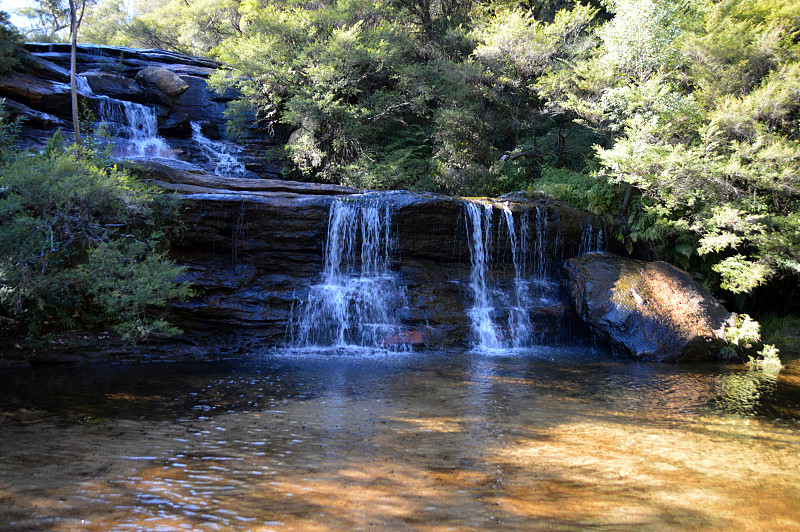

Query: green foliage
[
  {"left": 0, "top": 101, "right": 24, "bottom": 162},
  {"left": 0, "top": 134, "right": 189, "bottom": 341},
  {"left": 746, "top": 344, "right": 782, "bottom": 375},
  {"left": 223, "top": 99, "right": 258, "bottom": 141},
  {"left": 0, "top": 12, "right": 21, "bottom": 73},
  {"left": 80, "top": 238, "right": 186, "bottom": 338},
  {"left": 526, "top": 165, "right": 624, "bottom": 214},
  {"left": 598, "top": 0, "right": 685, "bottom": 81},
  {"left": 80, "top": 0, "right": 129, "bottom": 45},
  {"left": 726, "top": 313, "right": 761, "bottom": 350},
  {"left": 205, "top": 1, "right": 610, "bottom": 193},
  {"left": 719, "top": 312, "right": 761, "bottom": 361}
]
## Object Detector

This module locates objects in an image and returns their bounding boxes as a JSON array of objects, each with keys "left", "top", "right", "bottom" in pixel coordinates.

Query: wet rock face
[
  {"left": 134, "top": 161, "right": 603, "bottom": 351},
  {"left": 565, "top": 252, "right": 735, "bottom": 362}
]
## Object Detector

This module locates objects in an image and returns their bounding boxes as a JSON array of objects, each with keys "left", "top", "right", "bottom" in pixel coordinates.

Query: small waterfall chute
[
  {"left": 503, "top": 205, "right": 534, "bottom": 348},
  {"left": 96, "top": 96, "right": 174, "bottom": 158},
  {"left": 464, "top": 200, "right": 566, "bottom": 351},
  {"left": 190, "top": 121, "right": 247, "bottom": 177},
  {"left": 465, "top": 201, "right": 502, "bottom": 349},
  {"left": 289, "top": 195, "right": 408, "bottom": 351},
  {"left": 579, "top": 221, "right": 606, "bottom": 255}
]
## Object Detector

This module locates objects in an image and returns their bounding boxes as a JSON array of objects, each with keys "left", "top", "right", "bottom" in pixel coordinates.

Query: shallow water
[{"left": 1, "top": 348, "right": 800, "bottom": 530}]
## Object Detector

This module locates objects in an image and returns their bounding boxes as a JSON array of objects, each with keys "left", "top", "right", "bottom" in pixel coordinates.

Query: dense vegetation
[
  {"left": 0, "top": 104, "right": 190, "bottom": 343},
  {"left": 5, "top": 0, "right": 800, "bottom": 349}
]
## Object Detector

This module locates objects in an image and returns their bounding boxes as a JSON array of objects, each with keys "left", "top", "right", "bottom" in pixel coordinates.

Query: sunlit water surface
[{"left": 1, "top": 347, "right": 800, "bottom": 530}]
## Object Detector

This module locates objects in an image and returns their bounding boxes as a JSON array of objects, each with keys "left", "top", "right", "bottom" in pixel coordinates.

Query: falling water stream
[
  {"left": 289, "top": 195, "right": 408, "bottom": 351},
  {"left": 465, "top": 202, "right": 502, "bottom": 349},
  {"left": 464, "top": 201, "right": 580, "bottom": 350},
  {"left": 96, "top": 97, "right": 174, "bottom": 158},
  {"left": 190, "top": 121, "right": 248, "bottom": 177}
]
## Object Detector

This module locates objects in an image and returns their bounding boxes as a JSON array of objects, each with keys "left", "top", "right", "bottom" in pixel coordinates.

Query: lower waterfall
[
  {"left": 464, "top": 200, "right": 570, "bottom": 350},
  {"left": 288, "top": 195, "right": 409, "bottom": 350}
]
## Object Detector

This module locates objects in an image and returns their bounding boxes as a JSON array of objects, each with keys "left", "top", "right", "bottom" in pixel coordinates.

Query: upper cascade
[
  {"left": 96, "top": 96, "right": 174, "bottom": 159},
  {"left": 1, "top": 44, "right": 289, "bottom": 179}
]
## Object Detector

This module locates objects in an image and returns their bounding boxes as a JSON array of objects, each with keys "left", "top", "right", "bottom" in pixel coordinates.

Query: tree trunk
[
  {"left": 69, "top": 0, "right": 81, "bottom": 146},
  {"left": 620, "top": 183, "right": 633, "bottom": 217}
]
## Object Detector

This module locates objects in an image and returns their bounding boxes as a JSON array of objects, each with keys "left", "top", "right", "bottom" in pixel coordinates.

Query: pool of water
[{"left": 1, "top": 347, "right": 800, "bottom": 530}]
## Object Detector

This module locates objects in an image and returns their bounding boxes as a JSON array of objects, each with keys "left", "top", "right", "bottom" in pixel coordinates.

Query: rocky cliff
[
  {"left": 124, "top": 160, "right": 606, "bottom": 356},
  {"left": 1, "top": 43, "right": 286, "bottom": 178}
]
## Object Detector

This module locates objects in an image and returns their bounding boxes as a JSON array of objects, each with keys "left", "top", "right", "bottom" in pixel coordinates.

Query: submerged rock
[{"left": 565, "top": 252, "right": 735, "bottom": 362}]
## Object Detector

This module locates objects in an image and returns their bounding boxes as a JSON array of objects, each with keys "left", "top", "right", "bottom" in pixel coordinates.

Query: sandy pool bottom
[{"left": 1, "top": 354, "right": 799, "bottom": 530}]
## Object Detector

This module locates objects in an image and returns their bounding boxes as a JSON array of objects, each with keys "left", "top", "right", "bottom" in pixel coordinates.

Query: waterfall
[
  {"left": 465, "top": 201, "right": 567, "bottom": 350},
  {"left": 466, "top": 202, "right": 502, "bottom": 349},
  {"left": 580, "top": 221, "right": 605, "bottom": 255},
  {"left": 503, "top": 206, "right": 534, "bottom": 348},
  {"left": 96, "top": 97, "right": 173, "bottom": 158},
  {"left": 190, "top": 122, "right": 247, "bottom": 177},
  {"left": 289, "top": 196, "right": 408, "bottom": 351}
]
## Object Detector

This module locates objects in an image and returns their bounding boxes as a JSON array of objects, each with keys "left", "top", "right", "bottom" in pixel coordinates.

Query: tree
[
  {"left": 0, "top": 11, "right": 21, "bottom": 73},
  {"left": 69, "top": 0, "right": 88, "bottom": 145},
  {"left": 17, "top": 0, "right": 71, "bottom": 41}
]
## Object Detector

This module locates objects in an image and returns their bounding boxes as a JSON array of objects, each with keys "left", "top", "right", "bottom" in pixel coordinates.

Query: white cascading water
[
  {"left": 465, "top": 201, "right": 564, "bottom": 350},
  {"left": 465, "top": 202, "right": 502, "bottom": 349},
  {"left": 503, "top": 206, "right": 534, "bottom": 348},
  {"left": 580, "top": 221, "right": 605, "bottom": 255},
  {"left": 96, "top": 96, "right": 173, "bottom": 158},
  {"left": 289, "top": 196, "right": 408, "bottom": 350},
  {"left": 190, "top": 121, "right": 247, "bottom": 177}
]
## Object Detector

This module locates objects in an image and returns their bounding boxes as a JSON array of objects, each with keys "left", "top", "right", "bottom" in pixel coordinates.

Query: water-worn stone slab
[
  {"left": 82, "top": 70, "right": 146, "bottom": 101},
  {"left": 565, "top": 252, "right": 735, "bottom": 361}
]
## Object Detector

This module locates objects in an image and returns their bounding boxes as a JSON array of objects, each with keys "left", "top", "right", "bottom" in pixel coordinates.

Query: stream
[{"left": 2, "top": 347, "right": 799, "bottom": 530}]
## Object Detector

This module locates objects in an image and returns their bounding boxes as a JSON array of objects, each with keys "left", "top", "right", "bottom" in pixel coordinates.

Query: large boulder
[
  {"left": 565, "top": 252, "right": 735, "bottom": 362},
  {"left": 170, "top": 75, "right": 232, "bottom": 132},
  {"left": 135, "top": 66, "right": 189, "bottom": 98}
]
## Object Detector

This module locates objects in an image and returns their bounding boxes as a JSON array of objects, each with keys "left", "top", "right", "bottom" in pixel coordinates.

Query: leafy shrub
[
  {"left": 526, "top": 165, "right": 625, "bottom": 215},
  {"left": 0, "top": 135, "right": 189, "bottom": 341},
  {"left": 0, "top": 11, "right": 20, "bottom": 74},
  {"left": 746, "top": 344, "right": 782, "bottom": 375}
]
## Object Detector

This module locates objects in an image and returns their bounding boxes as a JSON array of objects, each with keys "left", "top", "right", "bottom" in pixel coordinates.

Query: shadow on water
[
  {"left": 2, "top": 346, "right": 799, "bottom": 425},
  {"left": 1, "top": 349, "right": 800, "bottom": 530}
]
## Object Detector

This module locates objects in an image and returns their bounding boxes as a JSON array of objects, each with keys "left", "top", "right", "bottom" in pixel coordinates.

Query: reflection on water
[{"left": 1, "top": 348, "right": 800, "bottom": 530}]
